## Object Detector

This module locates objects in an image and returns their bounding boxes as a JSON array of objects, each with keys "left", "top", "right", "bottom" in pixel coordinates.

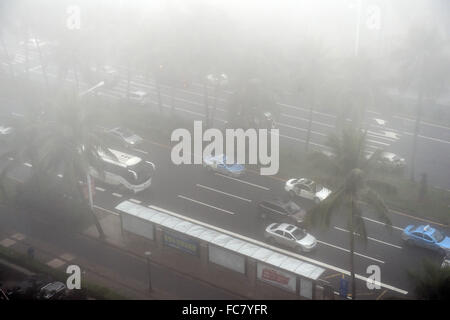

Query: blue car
[
  {"left": 402, "top": 224, "right": 450, "bottom": 256},
  {"left": 202, "top": 154, "right": 245, "bottom": 177}
]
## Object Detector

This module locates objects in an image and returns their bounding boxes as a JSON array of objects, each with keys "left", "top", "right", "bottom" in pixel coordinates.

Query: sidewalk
[{"left": 0, "top": 205, "right": 241, "bottom": 300}]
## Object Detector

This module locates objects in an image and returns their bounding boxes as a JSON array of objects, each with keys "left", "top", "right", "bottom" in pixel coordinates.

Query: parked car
[
  {"left": 258, "top": 199, "right": 307, "bottom": 226},
  {"left": 264, "top": 223, "right": 317, "bottom": 252},
  {"left": 203, "top": 154, "right": 245, "bottom": 177},
  {"left": 6, "top": 274, "right": 51, "bottom": 300},
  {"left": 36, "top": 281, "right": 67, "bottom": 300},
  {"left": 105, "top": 127, "right": 144, "bottom": 148},
  {"left": 285, "top": 178, "right": 331, "bottom": 203},
  {"left": 402, "top": 224, "right": 450, "bottom": 256}
]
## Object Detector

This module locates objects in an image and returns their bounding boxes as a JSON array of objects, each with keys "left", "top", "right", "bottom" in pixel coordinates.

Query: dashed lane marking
[
  {"left": 214, "top": 173, "right": 270, "bottom": 191},
  {"left": 59, "top": 253, "right": 75, "bottom": 262},
  {"left": 196, "top": 184, "right": 252, "bottom": 203},
  {"left": 112, "top": 193, "right": 123, "bottom": 198},
  {"left": 177, "top": 195, "right": 235, "bottom": 215},
  {"left": 129, "top": 198, "right": 142, "bottom": 204},
  {"left": 361, "top": 216, "right": 404, "bottom": 231},
  {"left": 316, "top": 240, "right": 385, "bottom": 264},
  {"left": 333, "top": 227, "right": 402, "bottom": 249}
]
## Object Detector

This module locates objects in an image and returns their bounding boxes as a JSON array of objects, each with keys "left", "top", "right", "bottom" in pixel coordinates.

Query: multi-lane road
[{"left": 1, "top": 42, "right": 450, "bottom": 299}]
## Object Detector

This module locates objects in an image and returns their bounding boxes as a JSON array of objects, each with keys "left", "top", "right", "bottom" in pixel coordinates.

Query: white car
[
  {"left": 129, "top": 90, "right": 148, "bottom": 103},
  {"left": 285, "top": 178, "right": 331, "bottom": 203},
  {"left": 377, "top": 152, "right": 406, "bottom": 170},
  {"left": 264, "top": 223, "right": 317, "bottom": 252}
]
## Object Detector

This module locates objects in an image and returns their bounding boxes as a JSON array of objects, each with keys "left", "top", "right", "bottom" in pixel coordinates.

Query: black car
[
  {"left": 36, "top": 281, "right": 67, "bottom": 300},
  {"left": 6, "top": 274, "right": 51, "bottom": 300},
  {"left": 258, "top": 199, "right": 307, "bottom": 226}
]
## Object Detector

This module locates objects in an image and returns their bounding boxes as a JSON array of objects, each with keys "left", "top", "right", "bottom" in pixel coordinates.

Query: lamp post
[{"left": 145, "top": 251, "right": 152, "bottom": 293}]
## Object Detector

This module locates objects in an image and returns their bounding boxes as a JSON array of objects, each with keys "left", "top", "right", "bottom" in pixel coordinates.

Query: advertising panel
[
  {"left": 163, "top": 230, "right": 199, "bottom": 256},
  {"left": 256, "top": 262, "right": 297, "bottom": 293}
]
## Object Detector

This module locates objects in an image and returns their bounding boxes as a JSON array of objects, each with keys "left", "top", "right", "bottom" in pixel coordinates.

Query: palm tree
[
  {"left": 307, "top": 126, "right": 392, "bottom": 300},
  {"left": 408, "top": 259, "right": 450, "bottom": 300},
  {"left": 37, "top": 98, "right": 115, "bottom": 239}
]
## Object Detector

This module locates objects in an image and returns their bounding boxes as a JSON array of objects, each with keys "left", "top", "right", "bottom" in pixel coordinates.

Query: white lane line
[
  {"left": 23, "top": 162, "right": 32, "bottom": 167},
  {"left": 277, "top": 122, "right": 327, "bottom": 137},
  {"left": 277, "top": 102, "right": 337, "bottom": 119},
  {"left": 8, "top": 157, "right": 14, "bottom": 161},
  {"left": 177, "top": 195, "right": 235, "bottom": 215},
  {"left": 280, "top": 113, "right": 335, "bottom": 129},
  {"left": 146, "top": 203, "right": 408, "bottom": 295},
  {"left": 393, "top": 115, "right": 450, "bottom": 131},
  {"left": 129, "top": 198, "right": 142, "bottom": 204},
  {"left": 214, "top": 173, "right": 270, "bottom": 191},
  {"left": 95, "top": 187, "right": 105, "bottom": 192},
  {"left": 333, "top": 227, "right": 402, "bottom": 249},
  {"left": 317, "top": 240, "right": 385, "bottom": 264},
  {"left": 57, "top": 174, "right": 63, "bottom": 178},
  {"left": 132, "top": 148, "right": 148, "bottom": 154},
  {"left": 366, "top": 139, "right": 390, "bottom": 146},
  {"left": 361, "top": 216, "right": 404, "bottom": 231},
  {"left": 196, "top": 184, "right": 252, "bottom": 203},
  {"left": 112, "top": 193, "right": 123, "bottom": 198}
]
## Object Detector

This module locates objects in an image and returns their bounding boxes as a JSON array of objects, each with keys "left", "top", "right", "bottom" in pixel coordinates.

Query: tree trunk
[
  {"left": 350, "top": 196, "right": 357, "bottom": 300},
  {"left": 170, "top": 86, "right": 175, "bottom": 114},
  {"left": 210, "top": 85, "right": 219, "bottom": 128},
  {"left": 410, "top": 91, "right": 423, "bottom": 181},
  {"left": 203, "top": 82, "right": 209, "bottom": 126},
  {"left": 156, "top": 77, "right": 163, "bottom": 114},
  {"left": 305, "top": 104, "right": 314, "bottom": 152},
  {"left": 86, "top": 173, "right": 105, "bottom": 239},
  {"left": 33, "top": 35, "right": 49, "bottom": 91},
  {"left": 126, "top": 62, "right": 131, "bottom": 102}
]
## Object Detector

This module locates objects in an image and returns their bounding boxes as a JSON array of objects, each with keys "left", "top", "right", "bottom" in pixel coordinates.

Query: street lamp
[{"left": 144, "top": 251, "right": 152, "bottom": 293}]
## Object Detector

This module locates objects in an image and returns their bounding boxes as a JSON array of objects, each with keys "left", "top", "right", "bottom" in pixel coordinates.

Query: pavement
[{"left": 0, "top": 204, "right": 242, "bottom": 300}]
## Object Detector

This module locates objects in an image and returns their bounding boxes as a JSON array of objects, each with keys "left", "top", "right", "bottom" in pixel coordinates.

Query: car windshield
[
  {"left": 432, "top": 230, "right": 445, "bottom": 242},
  {"left": 283, "top": 202, "right": 300, "bottom": 214},
  {"left": 292, "top": 228, "right": 306, "bottom": 240}
]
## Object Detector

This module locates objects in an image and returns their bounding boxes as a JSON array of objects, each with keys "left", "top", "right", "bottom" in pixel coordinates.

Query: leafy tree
[
  {"left": 408, "top": 259, "right": 450, "bottom": 300},
  {"left": 307, "top": 126, "right": 392, "bottom": 300}
]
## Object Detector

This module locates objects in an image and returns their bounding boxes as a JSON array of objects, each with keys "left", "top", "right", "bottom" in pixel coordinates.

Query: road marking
[
  {"left": 280, "top": 113, "right": 335, "bottom": 129},
  {"left": 277, "top": 102, "right": 336, "bottom": 119},
  {"left": 196, "top": 184, "right": 252, "bottom": 202},
  {"left": 393, "top": 115, "right": 450, "bottom": 131},
  {"left": 177, "top": 195, "right": 235, "bottom": 215},
  {"left": 23, "top": 162, "right": 32, "bottom": 167},
  {"left": 57, "top": 174, "right": 63, "bottom": 178},
  {"left": 112, "top": 193, "right": 123, "bottom": 198},
  {"left": 377, "top": 289, "right": 388, "bottom": 300},
  {"left": 95, "top": 187, "right": 106, "bottom": 192},
  {"left": 129, "top": 198, "right": 141, "bottom": 204},
  {"left": 388, "top": 208, "right": 448, "bottom": 227},
  {"left": 59, "top": 253, "right": 75, "bottom": 262},
  {"left": 7, "top": 157, "right": 14, "bottom": 161},
  {"left": 46, "top": 258, "right": 66, "bottom": 269},
  {"left": 277, "top": 122, "right": 327, "bottom": 137},
  {"left": 214, "top": 173, "right": 270, "bottom": 191},
  {"left": 132, "top": 148, "right": 148, "bottom": 154},
  {"left": 148, "top": 204, "right": 408, "bottom": 295},
  {"left": 317, "top": 240, "right": 385, "bottom": 264},
  {"left": 334, "top": 227, "right": 402, "bottom": 249},
  {"left": 361, "top": 216, "right": 404, "bottom": 231}
]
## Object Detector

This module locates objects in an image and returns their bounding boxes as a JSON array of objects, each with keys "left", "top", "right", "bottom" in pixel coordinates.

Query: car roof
[
  {"left": 298, "top": 178, "right": 314, "bottom": 185},
  {"left": 413, "top": 225, "right": 436, "bottom": 236},
  {"left": 272, "top": 223, "right": 298, "bottom": 232},
  {"left": 41, "top": 281, "right": 65, "bottom": 291}
]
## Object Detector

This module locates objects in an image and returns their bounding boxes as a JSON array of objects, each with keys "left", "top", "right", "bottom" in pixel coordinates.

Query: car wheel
[{"left": 314, "top": 197, "right": 320, "bottom": 204}]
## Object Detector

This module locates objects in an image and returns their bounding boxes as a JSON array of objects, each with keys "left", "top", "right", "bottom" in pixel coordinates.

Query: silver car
[
  {"left": 264, "top": 223, "right": 317, "bottom": 253},
  {"left": 107, "top": 127, "right": 144, "bottom": 148}
]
